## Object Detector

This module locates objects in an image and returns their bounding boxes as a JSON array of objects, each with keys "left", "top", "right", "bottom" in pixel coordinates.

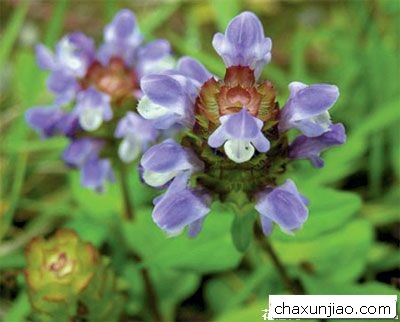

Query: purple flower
[
  {"left": 25, "top": 106, "right": 65, "bottom": 138},
  {"left": 152, "top": 172, "right": 210, "bottom": 236},
  {"left": 63, "top": 138, "right": 104, "bottom": 167},
  {"left": 289, "top": 123, "right": 346, "bottom": 168},
  {"left": 279, "top": 82, "right": 339, "bottom": 137},
  {"left": 140, "top": 139, "right": 203, "bottom": 187},
  {"left": 136, "top": 39, "right": 175, "bottom": 78},
  {"left": 47, "top": 69, "right": 79, "bottom": 105},
  {"left": 36, "top": 32, "right": 95, "bottom": 77},
  {"left": 98, "top": 9, "right": 143, "bottom": 65},
  {"left": 63, "top": 138, "right": 114, "bottom": 192},
  {"left": 212, "top": 11, "right": 272, "bottom": 79},
  {"left": 255, "top": 179, "right": 309, "bottom": 235},
  {"left": 137, "top": 73, "right": 197, "bottom": 129},
  {"left": 114, "top": 112, "right": 158, "bottom": 163},
  {"left": 208, "top": 108, "right": 270, "bottom": 163},
  {"left": 81, "top": 158, "right": 115, "bottom": 192},
  {"left": 74, "top": 87, "right": 112, "bottom": 131},
  {"left": 176, "top": 56, "right": 213, "bottom": 85}
]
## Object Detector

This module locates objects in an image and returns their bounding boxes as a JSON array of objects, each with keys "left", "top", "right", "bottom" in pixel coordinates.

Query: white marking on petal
[
  {"left": 140, "top": 56, "right": 175, "bottom": 76},
  {"left": 142, "top": 169, "right": 178, "bottom": 187},
  {"left": 224, "top": 139, "right": 255, "bottom": 163},
  {"left": 118, "top": 137, "right": 141, "bottom": 163},
  {"left": 307, "top": 111, "right": 331, "bottom": 131},
  {"left": 58, "top": 38, "right": 85, "bottom": 76},
  {"left": 137, "top": 96, "right": 170, "bottom": 120},
  {"left": 79, "top": 108, "right": 103, "bottom": 131}
]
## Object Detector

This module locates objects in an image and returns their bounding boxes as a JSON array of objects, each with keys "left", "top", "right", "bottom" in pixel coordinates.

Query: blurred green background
[{"left": 0, "top": 0, "right": 399, "bottom": 321}]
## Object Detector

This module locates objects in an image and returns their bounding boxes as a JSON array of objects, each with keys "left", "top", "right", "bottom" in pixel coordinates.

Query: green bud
[{"left": 24, "top": 229, "right": 124, "bottom": 322}]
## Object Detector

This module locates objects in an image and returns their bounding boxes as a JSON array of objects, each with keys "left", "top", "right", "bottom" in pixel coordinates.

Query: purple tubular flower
[
  {"left": 255, "top": 179, "right": 309, "bottom": 235},
  {"left": 81, "top": 158, "right": 115, "bottom": 192},
  {"left": 35, "top": 44, "right": 56, "bottom": 70},
  {"left": 208, "top": 108, "right": 270, "bottom": 163},
  {"left": 63, "top": 138, "right": 114, "bottom": 192},
  {"left": 25, "top": 106, "right": 65, "bottom": 138},
  {"left": 289, "top": 123, "right": 346, "bottom": 168},
  {"left": 136, "top": 39, "right": 175, "bottom": 78},
  {"left": 152, "top": 172, "right": 211, "bottom": 236},
  {"left": 114, "top": 112, "right": 158, "bottom": 163},
  {"left": 176, "top": 56, "right": 213, "bottom": 85},
  {"left": 36, "top": 33, "right": 95, "bottom": 78},
  {"left": 279, "top": 82, "right": 340, "bottom": 137},
  {"left": 55, "top": 32, "right": 96, "bottom": 77},
  {"left": 47, "top": 69, "right": 79, "bottom": 105},
  {"left": 212, "top": 11, "right": 272, "bottom": 79},
  {"left": 98, "top": 9, "right": 143, "bottom": 65},
  {"left": 137, "top": 73, "right": 197, "bottom": 129},
  {"left": 74, "top": 87, "right": 112, "bottom": 132},
  {"left": 140, "top": 139, "right": 203, "bottom": 187},
  {"left": 63, "top": 138, "right": 104, "bottom": 167}
]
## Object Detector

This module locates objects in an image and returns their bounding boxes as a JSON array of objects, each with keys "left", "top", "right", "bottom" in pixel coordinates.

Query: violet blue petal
[
  {"left": 212, "top": 11, "right": 272, "bottom": 78},
  {"left": 255, "top": 179, "right": 309, "bottom": 235},
  {"left": 289, "top": 123, "right": 346, "bottom": 168}
]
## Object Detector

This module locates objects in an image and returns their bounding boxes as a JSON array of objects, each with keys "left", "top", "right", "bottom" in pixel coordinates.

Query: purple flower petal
[
  {"left": 35, "top": 44, "right": 56, "bottom": 70},
  {"left": 212, "top": 11, "right": 272, "bottom": 78},
  {"left": 25, "top": 106, "right": 65, "bottom": 138},
  {"left": 55, "top": 32, "right": 95, "bottom": 77},
  {"left": 81, "top": 158, "right": 115, "bottom": 193},
  {"left": 289, "top": 123, "right": 346, "bottom": 168},
  {"left": 47, "top": 69, "right": 79, "bottom": 105},
  {"left": 63, "top": 138, "right": 104, "bottom": 168},
  {"left": 99, "top": 9, "right": 143, "bottom": 65},
  {"left": 140, "top": 139, "right": 203, "bottom": 187},
  {"left": 208, "top": 108, "right": 270, "bottom": 163},
  {"left": 177, "top": 57, "right": 212, "bottom": 85},
  {"left": 152, "top": 173, "right": 210, "bottom": 235},
  {"left": 138, "top": 73, "right": 196, "bottom": 129},
  {"left": 136, "top": 39, "right": 175, "bottom": 77},
  {"left": 74, "top": 87, "right": 112, "bottom": 131},
  {"left": 255, "top": 179, "right": 309, "bottom": 235},
  {"left": 279, "top": 82, "right": 339, "bottom": 137}
]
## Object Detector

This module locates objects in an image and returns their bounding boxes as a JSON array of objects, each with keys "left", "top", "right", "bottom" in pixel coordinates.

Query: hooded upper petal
[
  {"left": 98, "top": 9, "right": 143, "bottom": 65},
  {"left": 140, "top": 139, "right": 203, "bottom": 187},
  {"left": 255, "top": 179, "right": 309, "bottom": 235},
  {"left": 138, "top": 73, "right": 196, "bottom": 129},
  {"left": 212, "top": 11, "right": 272, "bottom": 79},
  {"left": 55, "top": 32, "right": 96, "bottom": 77},
  {"left": 136, "top": 39, "right": 175, "bottom": 78},
  {"left": 176, "top": 56, "right": 213, "bottom": 85},
  {"left": 279, "top": 82, "right": 339, "bottom": 137},
  {"left": 289, "top": 123, "right": 346, "bottom": 167}
]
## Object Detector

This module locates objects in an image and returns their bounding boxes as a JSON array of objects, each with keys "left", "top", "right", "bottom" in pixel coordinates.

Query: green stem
[
  {"left": 118, "top": 163, "right": 134, "bottom": 221},
  {"left": 117, "top": 163, "right": 162, "bottom": 321},
  {"left": 263, "top": 238, "right": 303, "bottom": 295}
]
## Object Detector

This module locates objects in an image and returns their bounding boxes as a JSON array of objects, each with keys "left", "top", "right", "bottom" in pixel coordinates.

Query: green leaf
[
  {"left": 3, "top": 291, "right": 30, "bottom": 322},
  {"left": 302, "top": 275, "right": 399, "bottom": 295},
  {"left": 0, "top": 0, "right": 29, "bottom": 71},
  {"left": 272, "top": 219, "right": 374, "bottom": 283},
  {"left": 230, "top": 211, "right": 256, "bottom": 252},
  {"left": 123, "top": 208, "right": 242, "bottom": 273}
]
